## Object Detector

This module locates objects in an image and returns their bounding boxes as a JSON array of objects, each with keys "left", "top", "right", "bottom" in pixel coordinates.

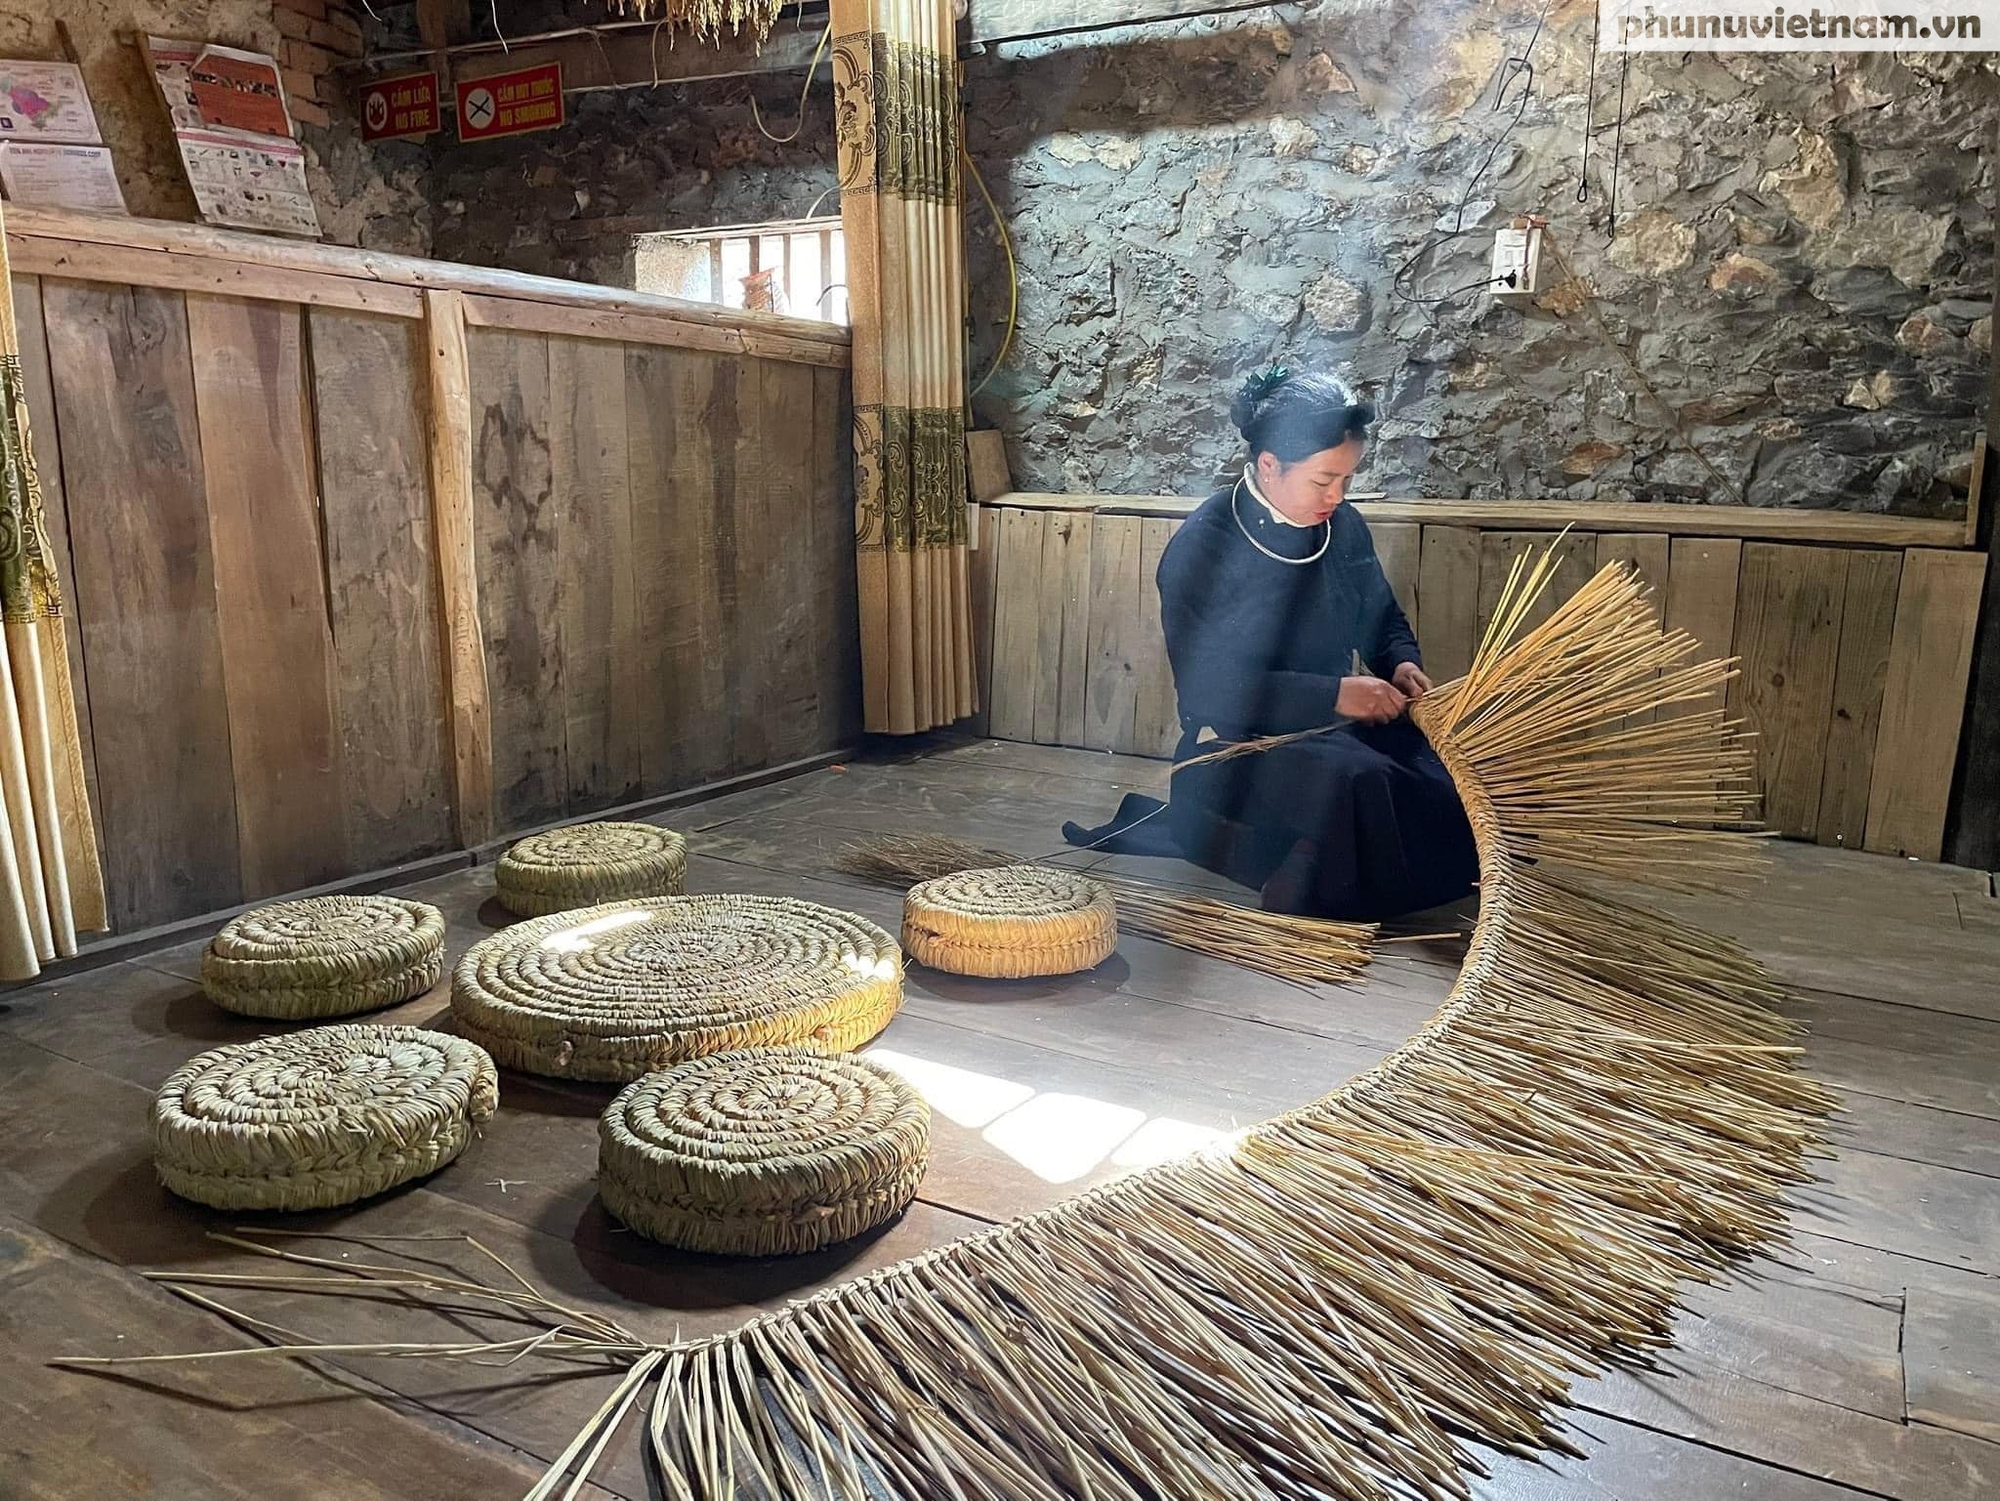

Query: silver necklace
[{"left": 1230, "top": 474, "right": 1330, "bottom": 565}]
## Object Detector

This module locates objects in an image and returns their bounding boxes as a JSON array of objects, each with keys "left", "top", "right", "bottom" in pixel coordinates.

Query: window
[{"left": 633, "top": 218, "right": 848, "bottom": 326}]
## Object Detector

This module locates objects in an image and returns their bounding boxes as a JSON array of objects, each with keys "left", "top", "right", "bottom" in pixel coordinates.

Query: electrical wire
[
  {"left": 1389, "top": 0, "right": 1552, "bottom": 310},
  {"left": 962, "top": 141, "right": 1018, "bottom": 399},
  {"left": 1608, "top": 50, "right": 1630, "bottom": 237},
  {"left": 1539, "top": 229, "right": 1747, "bottom": 506},
  {"left": 750, "top": 20, "right": 833, "bottom": 142},
  {"left": 1577, "top": 4, "right": 1598, "bottom": 203}
]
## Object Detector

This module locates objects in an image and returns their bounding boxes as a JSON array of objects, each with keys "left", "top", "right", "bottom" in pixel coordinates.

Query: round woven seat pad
[
  {"left": 902, "top": 865, "right": 1117, "bottom": 977},
  {"left": 450, "top": 895, "right": 905, "bottom": 1081},
  {"left": 496, "top": 822, "right": 688, "bottom": 911},
  {"left": 153, "top": 1025, "right": 499, "bottom": 1211},
  {"left": 201, "top": 895, "right": 445, "bottom": 1018},
  {"left": 599, "top": 1047, "right": 930, "bottom": 1254}
]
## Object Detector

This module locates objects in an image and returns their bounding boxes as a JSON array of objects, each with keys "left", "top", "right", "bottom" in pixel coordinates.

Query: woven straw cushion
[
  {"left": 495, "top": 822, "right": 688, "bottom": 917},
  {"left": 153, "top": 1026, "right": 499, "bottom": 1211},
  {"left": 450, "top": 895, "right": 904, "bottom": 1082},
  {"left": 599, "top": 1047, "right": 930, "bottom": 1255},
  {"left": 201, "top": 896, "right": 446, "bottom": 1019},
  {"left": 902, "top": 864, "right": 1118, "bottom": 977}
]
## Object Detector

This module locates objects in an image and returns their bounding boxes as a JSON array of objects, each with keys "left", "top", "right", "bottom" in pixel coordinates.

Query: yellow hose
[{"left": 961, "top": 141, "right": 1018, "bottom": 399}]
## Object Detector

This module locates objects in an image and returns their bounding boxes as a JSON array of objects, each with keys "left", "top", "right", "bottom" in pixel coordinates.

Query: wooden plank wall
[
  {"left": 13, "top": 272, "right": 859, "bottom": 936},
  {"left": 981, "top": 504, "right": 1985, "bottom": 862}
]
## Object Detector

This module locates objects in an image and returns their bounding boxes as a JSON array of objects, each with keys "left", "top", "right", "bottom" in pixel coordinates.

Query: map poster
[
  {"left": 0, "top": 143, "right": 127, "bottom": 212},
  {"left": 0, "top": 60, "right": 105, "bottom": 145}
]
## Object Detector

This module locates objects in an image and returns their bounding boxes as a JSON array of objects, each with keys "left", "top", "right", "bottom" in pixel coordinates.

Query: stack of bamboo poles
[{"left": 62, "top": 551, "right": 1830, "bottom": 1501}]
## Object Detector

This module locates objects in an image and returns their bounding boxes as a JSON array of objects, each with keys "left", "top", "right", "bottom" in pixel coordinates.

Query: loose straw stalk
[{"left": 62, "top": 549, "right": 1831, "bottom": 1501}]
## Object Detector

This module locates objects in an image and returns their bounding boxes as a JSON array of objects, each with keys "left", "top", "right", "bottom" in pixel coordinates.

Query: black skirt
[{"left": 1165, "top": 719, "right": 1479, "bottom": 921}]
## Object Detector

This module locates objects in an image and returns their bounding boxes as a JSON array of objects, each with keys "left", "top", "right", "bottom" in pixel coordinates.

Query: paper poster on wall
[
  {"left": 189, "top": 45, "right": 293, "bottom": 137},
  {"left": 0, "top": 61, "right": 105, "bottom": 145},
  {"left": 143, "top": 36, "right": 210, "bottom": 133},
  {"left": 176, "top": 129, "right": 319, "bottom": 237},
  {"left": 142, "top": 36, "right": 320, "bottom": 238},
  {"left": 0, "top": 143, "right": 127, "bottom": 212}
]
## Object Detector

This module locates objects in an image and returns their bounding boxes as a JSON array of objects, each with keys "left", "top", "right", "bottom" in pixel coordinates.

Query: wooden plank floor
[{"left": 4, "top": 735, "right": 1997, "bottom": 1499}]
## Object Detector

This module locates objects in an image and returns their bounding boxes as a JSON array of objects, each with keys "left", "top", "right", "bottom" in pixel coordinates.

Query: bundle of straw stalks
[
  {"left": 601, "top": 0, "right": 785, "bottom": 43},
  {"left": 835, "top": 833, "right": 1378, "bottom": 987},
  {"left": 63, "top": 549, "right": 1829, "bottom": 1501}
]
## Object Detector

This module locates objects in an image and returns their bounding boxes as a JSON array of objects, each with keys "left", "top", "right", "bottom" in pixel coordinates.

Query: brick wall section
[{"left": 275, "top": 0, "right": 362, "bottom": 128}]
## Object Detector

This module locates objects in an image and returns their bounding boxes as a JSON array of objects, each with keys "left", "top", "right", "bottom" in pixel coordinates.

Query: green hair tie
[{"left": 1245, "top": 364, "right": 1292, "bottom": 402}]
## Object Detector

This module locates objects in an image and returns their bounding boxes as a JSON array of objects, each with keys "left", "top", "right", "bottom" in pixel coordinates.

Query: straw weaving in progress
[
  {"left": 901, "top": 864, "right": 1119, "bottom": 976},
  {"left": 450, "top": 895, "right": 905, "bottom": 1082},
  {"left": 495, "top": 822, "right": 691, "bottom": 918},
  {"left": 151, "top": 1026, "right": 499, "bottom": 1212},
  {"left": 199, "top": 895, "right": 447, "bottom": 1019},
  {"left": 92, "top": 559, "right": 1835, "bottom": 1499},
  {"left": 510, "top": 557, "right": 1829, "bottom": 1497},
  {"left": 599, "top": 1047, "right": 932, "bottom": 1256}
]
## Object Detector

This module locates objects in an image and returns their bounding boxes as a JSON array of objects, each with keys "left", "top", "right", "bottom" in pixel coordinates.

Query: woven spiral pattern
[
  {"left": 152, "top": 1026, "right": 499, "bottom": 1211},
  {"left": 201, "top": 896, "right": 446, "bottom": 1019},
  {"left": 495, "top": 822, "right": 689, "bottom": 918},
  {"left": 450, "top": 896, "right": 904, "bottom": 1082},
  {"left": 599, "top": 1047, "right": 930, "bottom": 1255},
  {"left": 902, "top": 865, "right": 1118, "bottom": 977}
]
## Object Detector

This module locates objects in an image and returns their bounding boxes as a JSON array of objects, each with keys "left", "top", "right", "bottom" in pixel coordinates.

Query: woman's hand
[
  {"left": 1337, "top": 675, "right": 1408, "bottom": 723},
  {"left": 1391, "top": 662, "right": 1433, "bottom": 700}
]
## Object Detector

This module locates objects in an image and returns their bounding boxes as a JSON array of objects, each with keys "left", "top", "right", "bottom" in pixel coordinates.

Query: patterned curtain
[
  {"left": 0, "top": 199, "right": 106, "bottom": 978},
  {"left": 832, "top": 0, "right": 977, "bottom": 733}
]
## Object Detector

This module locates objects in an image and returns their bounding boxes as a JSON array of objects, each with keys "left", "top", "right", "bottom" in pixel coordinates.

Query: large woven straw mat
[
  {"left": 201, "top": 895, "right": 446, "bottom": 1020},
  {"left": 495, "top": 821, "right": 689, "bottom": 918},
  {"left": 902, "top": 864, "right": 1118, "bottom": 977},
  {"left": 152, "top": 1026, "right": 499, "bottom": 1211},
  {"left": 599, "top": 1046, "right": 930, "bottom": 1256},
  {"left": 450, "top": 895, "right": 904, "bottom": 1082}
]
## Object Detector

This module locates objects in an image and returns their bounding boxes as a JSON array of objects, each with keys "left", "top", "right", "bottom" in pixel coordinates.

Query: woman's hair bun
[
  {"left": 1230, "top": 364, "right": 1294, "bottom": 438},
  {"left": 1230, "top": 367, "right": 1374, "bottom": 460}
]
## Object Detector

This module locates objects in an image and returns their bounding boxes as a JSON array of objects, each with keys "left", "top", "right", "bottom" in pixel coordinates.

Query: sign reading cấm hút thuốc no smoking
[{"left": 454, "top": 62, "right": 563, "bottom": 143}]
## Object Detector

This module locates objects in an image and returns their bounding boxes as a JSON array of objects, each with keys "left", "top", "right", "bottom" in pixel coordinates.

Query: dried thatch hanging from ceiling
[{"left": 601, "top": 0, "right": 789, "bottom": 43}]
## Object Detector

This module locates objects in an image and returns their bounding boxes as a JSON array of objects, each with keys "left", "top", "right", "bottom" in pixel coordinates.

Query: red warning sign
[
  {"left": 454, "top": 62, "right": 563, "bottom": 143},
  {"left": 359, "top": 71, "right": 440, "bottom": 143}
]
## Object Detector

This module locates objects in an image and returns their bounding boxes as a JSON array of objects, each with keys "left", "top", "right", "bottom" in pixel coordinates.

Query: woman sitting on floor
[{"left": 1070, "top": 367, "right": 1479, "bottom": 921}]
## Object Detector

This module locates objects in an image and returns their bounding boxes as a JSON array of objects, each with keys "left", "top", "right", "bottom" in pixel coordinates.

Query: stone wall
[
  {"left": 963, "top": 1, "right": 1997, "bottom": 512},
  {"left": 0, "top": 0, "right": 430, "bottom": 251},
  {"left": 425, "top": 0, "right": 1996, "bottom": 516}
]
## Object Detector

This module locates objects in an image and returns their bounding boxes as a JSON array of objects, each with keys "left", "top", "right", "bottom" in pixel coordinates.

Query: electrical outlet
[{"left": 1490, "top": 223, "right": 1542, "bottom": 301}]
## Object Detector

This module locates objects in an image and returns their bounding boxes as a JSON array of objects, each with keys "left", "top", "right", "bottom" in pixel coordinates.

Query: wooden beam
[
  {"left": 1942, "top": 181, "right": 2000, "bottom": 866},
  {"left": 990, "top": 491, "right": 1970, "bottom": 550},
  {"left": 11, "top": 235, "right": 424, "bottom": 317},
  {"left": 460, "top": 293, "right": 847, "bottom": 366},
  {"left": 421, "top": 289, "right": 494, "bottom": 849},
  {"left": 4, "top": 205, "right": 849, "bottom": 350},
  {"left": 414, "top": 0, "right": 471, "bottom": 49}
]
